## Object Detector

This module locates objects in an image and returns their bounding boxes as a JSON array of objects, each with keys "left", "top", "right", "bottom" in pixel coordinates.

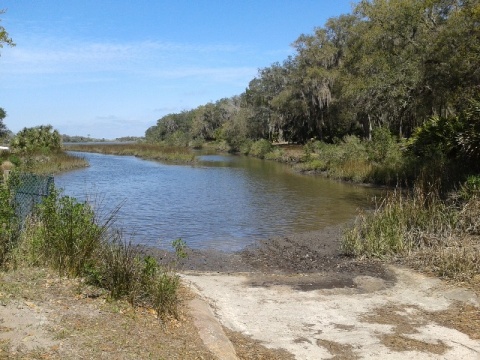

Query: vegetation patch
[
  {"left": 316, "top": 339, "right": 359, "bottom": 359},
  {"left": 66, "top": 143, "right": 196, "bottom": 164},
  {"left": 362, "top": 303, "right": 453, "bottom": 355},
  {"left": 380, "top": 335, "right": 449, "bottom": 355}
]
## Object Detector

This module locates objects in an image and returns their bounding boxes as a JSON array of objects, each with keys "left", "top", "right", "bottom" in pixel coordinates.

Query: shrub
[
  {"left": 407, "top": 97, "right": 480, "bottom": 190},
  {"left": 24, "top": 188, "right": 106, "bottom": 277},
  {"left": 367, "top": 127, "right": 405, "bottom": 185},
  {"left": 10, "top": 125, "right": 62, "bottom": 154},
  {"left": 249, "top": 139, "right": 273, "bottom": 159},
  {"left": 17, "top": 185, "right": 183, "bottom": 318},
  {"left": 94, "top": 237, "right": 183, "bottom": 319},
  {"left": 239, "top": 139, "right": 253, "bottom": 155},
  {"left": 190, "top": 137, "right": 205, "bottom": 149},
  {"left": 0, "top": 175, "right": 19, "bottom": 267},
  {"left": 459, "top": 175, "right": 480, "bottom": 201},
  {"left": 313, "top": 136, "right": 371, "bottom": 182},
  {"left": 264, "top": 147, "right": 285, "bottom": 161}
]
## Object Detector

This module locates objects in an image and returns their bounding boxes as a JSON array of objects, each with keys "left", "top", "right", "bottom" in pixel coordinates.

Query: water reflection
[{"left": 55, "top": 152, "right": 379, "bottom": 251}]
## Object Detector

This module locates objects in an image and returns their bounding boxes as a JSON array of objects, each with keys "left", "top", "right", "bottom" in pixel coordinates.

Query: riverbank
[
  {"left": 1, "top": 225, "right": 479, "bottom": 359},
  {"left": 8, "top": 143, "right": 475, "bottom": 358},
  {"left": 65, "top": 143, "right": 196, "bottom": 164},
  {"left": 1, "top": 151, "right": 88, "bottom": 175}
]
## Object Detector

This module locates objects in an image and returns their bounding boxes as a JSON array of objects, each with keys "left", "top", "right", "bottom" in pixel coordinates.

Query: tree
[
  {"left": 10, "top": 125, "right": 62, "bottom": 154},
  {"left": 0, "top": 10, "right": 15, "bottom": 139},
  {"left": 0, "top": 108, "right": 7, "bottom": 138},
  {"left": 0, "top": 9, "right": 14, "bottom": 52}
]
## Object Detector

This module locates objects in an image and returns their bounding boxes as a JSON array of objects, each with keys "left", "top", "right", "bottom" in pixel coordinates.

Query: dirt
[
  {"left": 153, "top": 223, "right": 396, "bottom": 289},
  {"left": 1, "top": 223, "right": 480, "bottom": 359},
  {"left": 176, "top": 224, "right": 480, "bottom": 359}
]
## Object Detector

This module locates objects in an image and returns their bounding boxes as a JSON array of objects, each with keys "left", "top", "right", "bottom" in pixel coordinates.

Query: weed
[
  {"left": 148, "top": 270, "right": 180, "bottom": 320},
  {"left": 96, "top": 232, "right": 143, "bottom": 303},
  {"left": 343, "top": 181, "right": 480, "bottom": 282}
]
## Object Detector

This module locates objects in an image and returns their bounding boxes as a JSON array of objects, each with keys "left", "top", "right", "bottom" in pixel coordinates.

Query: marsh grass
[
  {"left": 1, "top": 151, "right": 88, "bottom": 175},
  {"left": 294, "top": 130, "right": 407, "bottom": 185},
  {"left": 295, "top": 137, "right": 373, "bottom": 182},
  {"left": 66, "top": 143, "right": 196, "bottom": 163},
  {"left": 30, "top": 151, "right": 89, "bottom": 174},
  {"left": 342, "top": 183, "right": 480, "bottom": 282}
]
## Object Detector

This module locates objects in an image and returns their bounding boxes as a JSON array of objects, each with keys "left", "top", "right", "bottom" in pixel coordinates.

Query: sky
[{"left": 1, "top": 1, "right": 355, "bottom": 139}]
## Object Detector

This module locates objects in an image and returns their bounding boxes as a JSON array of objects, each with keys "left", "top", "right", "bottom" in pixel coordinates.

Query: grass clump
[
  {"left": 20, "top": 188, "right": 109, "bottom": 277},
  {"left": 297, "top": 128, "right": 406, "bottom": 185},
  {"left": 342, "top": 181, "right": 480, "bottom": 282},
  {"left": 342, "top": 186, "right": 456, "bottom": 258}
]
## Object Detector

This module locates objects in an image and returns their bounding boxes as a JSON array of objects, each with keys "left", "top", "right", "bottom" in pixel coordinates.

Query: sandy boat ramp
[{"left": 184, "top": 266, "right": 480, "bottom": 359}]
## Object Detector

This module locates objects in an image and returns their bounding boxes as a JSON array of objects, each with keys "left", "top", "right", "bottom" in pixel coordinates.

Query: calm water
[{"left": 55, "top": 152, "right": 379, "bottom": 251}]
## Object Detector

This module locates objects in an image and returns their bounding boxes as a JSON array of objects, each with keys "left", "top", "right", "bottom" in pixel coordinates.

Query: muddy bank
[{"left": 149, "top": 223, "right": 396, "bottom": 290}]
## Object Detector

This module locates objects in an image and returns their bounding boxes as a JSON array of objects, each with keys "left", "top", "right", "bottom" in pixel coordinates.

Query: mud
[{"left": 149, "top": 223, "right": 396, "bottom": 291}]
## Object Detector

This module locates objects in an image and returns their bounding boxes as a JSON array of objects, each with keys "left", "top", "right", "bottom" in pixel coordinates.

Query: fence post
[{"left": 3, "top": 169, "right": 10, "bottom": 183}]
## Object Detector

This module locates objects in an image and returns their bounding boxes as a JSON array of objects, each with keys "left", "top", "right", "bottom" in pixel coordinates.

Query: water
[{"left": 55, "top": 152, "right": 379, "bottom": 251}]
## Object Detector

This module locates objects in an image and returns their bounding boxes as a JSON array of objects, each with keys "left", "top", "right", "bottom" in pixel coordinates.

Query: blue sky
[{"left": 1, "top": 1, "right": 354, "bottom": 139}]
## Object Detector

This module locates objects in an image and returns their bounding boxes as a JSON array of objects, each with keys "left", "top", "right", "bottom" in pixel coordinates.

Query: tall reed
[
  {"left": 342, "top": 185, "right": 457, "bottom": 258},
  {"left": 342, "top": 182, "right": 480, "bottom": 281}
]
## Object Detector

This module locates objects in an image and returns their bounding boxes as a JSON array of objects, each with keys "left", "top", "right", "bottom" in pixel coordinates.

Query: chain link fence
[{"left": 12, "top": 173, "right": 54, "bottom": 225}]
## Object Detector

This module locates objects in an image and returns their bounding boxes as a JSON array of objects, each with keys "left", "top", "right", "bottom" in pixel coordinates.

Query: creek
[{"left": 55, "top": 152, "right": 379, "bottom": 251}]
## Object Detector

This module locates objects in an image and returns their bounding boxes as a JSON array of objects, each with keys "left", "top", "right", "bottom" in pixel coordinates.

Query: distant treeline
[
  {"left": 62, "top": 135, "right": 144, "bottom": 143},
  {"left": 145, "top": 0, "right": 479, "bottom": 149}
]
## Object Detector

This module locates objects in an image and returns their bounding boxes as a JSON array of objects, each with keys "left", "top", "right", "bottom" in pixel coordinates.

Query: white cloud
[{"left": 1, "top": 36, "right": 251, "bottom": 76}]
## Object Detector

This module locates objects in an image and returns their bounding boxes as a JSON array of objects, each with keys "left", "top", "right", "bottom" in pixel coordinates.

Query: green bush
[
  {"left": 407, "top": 97, "right": 480, "bottom": 190},
  {"left": 25, "top": 188, "right": 105, "bottom": 277},
  {"left": 367, "top": 128, "right": 405, "bottom": 185},
  {"left": 16, "top": 185, "right": 183, "bottom": 318},
  {"left": 249, "top": 139, "right": 273, "bottom": 159},
  {"left": 189, "top": 137, "right": 205, "bottom": 149},
  {"left": 311, "top": 136, "right": 371, "bottom": 182},
  {"left": 239, "top": 139, "right": 253, "bottom": 155},
  {"left": 264, "top": 147, "right": 285, "bottom": 161},
  {"left": 0, "top": 175, "right": 19, "bottom": 267},
  {"left": 459, "top": 175, "right": 480, "bottom": 201},
  {"left": 89, "top": 235, "right": 184, "bottom": 319}
]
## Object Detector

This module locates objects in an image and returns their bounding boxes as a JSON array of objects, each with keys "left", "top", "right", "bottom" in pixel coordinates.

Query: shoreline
[{"left": 147, "top": 223, "right": 396, "bottom": 290}]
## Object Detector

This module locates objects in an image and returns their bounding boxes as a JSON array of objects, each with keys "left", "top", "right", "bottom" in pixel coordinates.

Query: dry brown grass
[
  {"left": 0, "top": 267, "right": 295, "bottom": 359},
  {"left": 0, "top": 267, "right": 214, "bottom": 359},
  {"left": 22, "top": 152, "right": 88, "bottom": 175},
  {"left": 362, "top": 302, "right": 480, "bottom": 356}
]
